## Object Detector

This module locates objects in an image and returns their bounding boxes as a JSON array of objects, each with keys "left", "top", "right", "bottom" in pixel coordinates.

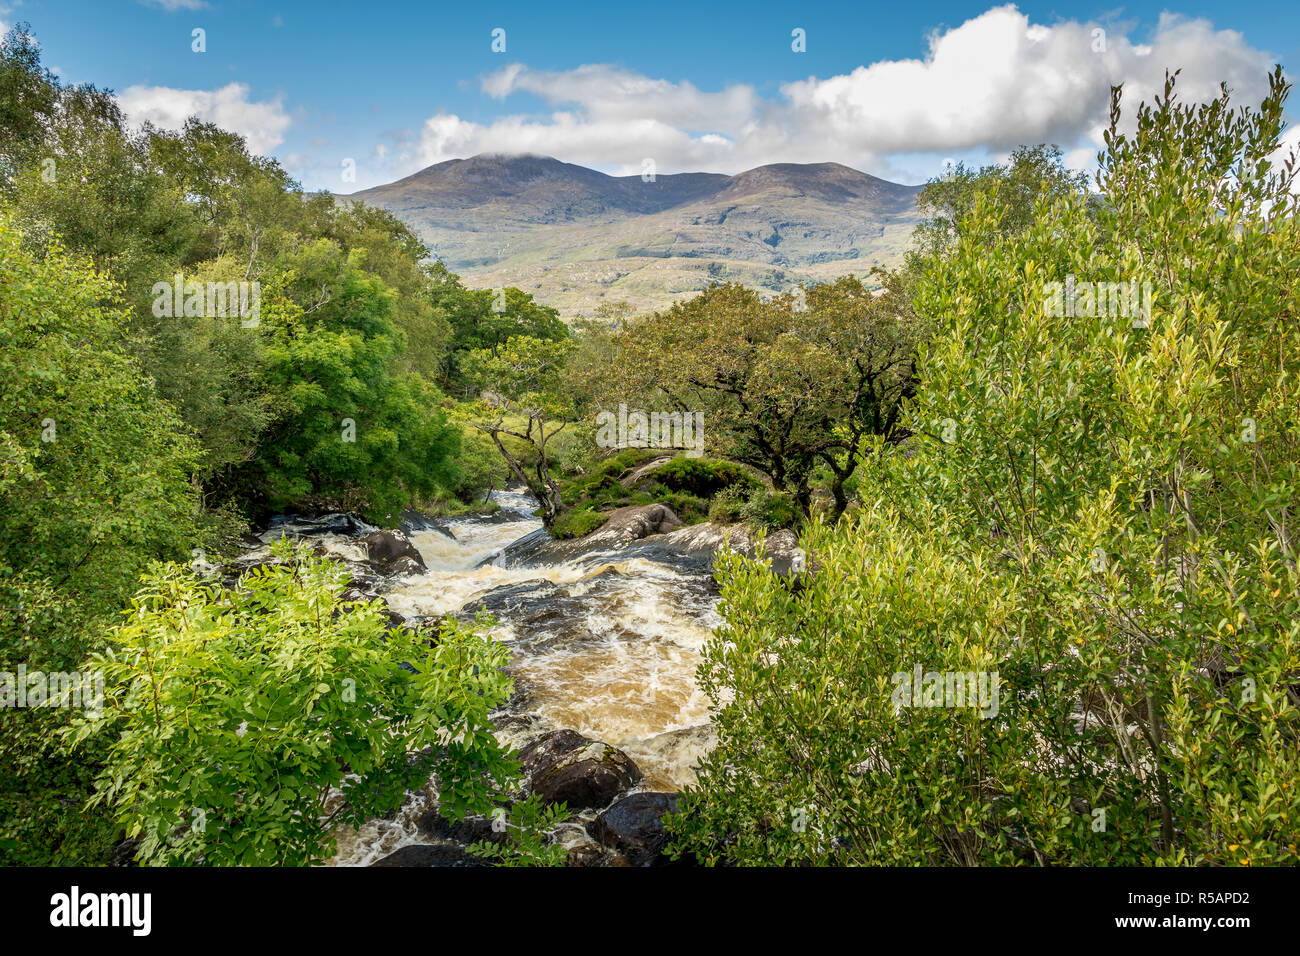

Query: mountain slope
[{"left": 343, "top": 154, "right": 922, "bottom": 316}]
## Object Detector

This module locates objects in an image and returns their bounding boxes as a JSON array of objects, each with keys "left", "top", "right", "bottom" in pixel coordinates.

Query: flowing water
[{"left": 326, "top": 489, "right": 721, "bottom": 865}]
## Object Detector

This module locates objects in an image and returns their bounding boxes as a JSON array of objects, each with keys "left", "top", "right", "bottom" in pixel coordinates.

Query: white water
[{"left": 327, "top": 490, "right": 720, "bottom": 865}]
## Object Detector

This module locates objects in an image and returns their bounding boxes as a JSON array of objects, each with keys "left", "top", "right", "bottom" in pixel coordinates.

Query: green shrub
[
  {"left": 550, "top": 507, "right": 609, "bottom": 540},
  {"left": 656, "top": 490, "right": 709, "bottom": 522},
  {"left": 450, "top": 426, "right": 511, "bottom": 502},
  {"left": 0, "top": 214, "right": 205, "bottom": 864},
  {"left": 64, "top": 542, "right": 519, "bottom": 866},
  {"left": 669, "top": 70, "right": 1300, "bottom": 866},
  {"left": 652, "top": 456, "right": 759, "bottom": 498},
  {"left": 707, "top": 484, "right": 749, "bottom": 524}
]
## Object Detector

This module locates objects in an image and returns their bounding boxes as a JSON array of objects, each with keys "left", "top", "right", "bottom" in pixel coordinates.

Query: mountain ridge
[{"left": 342, "top": 154, "right": 923, "bottom": 316}]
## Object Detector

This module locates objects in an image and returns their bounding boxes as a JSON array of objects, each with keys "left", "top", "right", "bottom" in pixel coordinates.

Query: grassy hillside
[{"left": 342, "top": 154, "right": 921, "bottom": 316}]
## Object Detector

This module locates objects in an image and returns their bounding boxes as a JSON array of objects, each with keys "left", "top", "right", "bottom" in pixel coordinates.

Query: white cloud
[
  {"left": 118, "top": 82, "right": 291, "bottom": 155},
  {"left": 402, "top": 4, "right": 1279, "bottom": 180},
  {"left": 1270, "top": 124, "right": 1300, "bottom": 192}
]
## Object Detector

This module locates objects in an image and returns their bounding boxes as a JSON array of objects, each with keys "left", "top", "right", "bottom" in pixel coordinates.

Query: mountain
[{"left": 342, "top": 154, "right": 923, "bottom": 317}]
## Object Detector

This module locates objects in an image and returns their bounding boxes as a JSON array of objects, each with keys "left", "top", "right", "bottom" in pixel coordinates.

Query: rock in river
[
  {"left": 589, "top": 791, "right": 680, "bottom": 866},
  {"left": 359, "top": 529, "right": 427, "bottom": 576},
  {"left": 369, "top": 842, "right": 487, "bottom": 867},
  {"left": 520, "top": 729, "right": 643, "bottom": 810}
]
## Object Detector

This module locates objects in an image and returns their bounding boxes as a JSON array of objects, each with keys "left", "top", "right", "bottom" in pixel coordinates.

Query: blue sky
[{"left": 5, "top": 0, "right": 1297, "bottom": 190}]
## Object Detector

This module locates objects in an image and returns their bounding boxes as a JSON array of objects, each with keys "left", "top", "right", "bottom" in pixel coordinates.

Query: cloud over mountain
[{"left": 404, "top": 5, "right": 1279, "bottom": 181}]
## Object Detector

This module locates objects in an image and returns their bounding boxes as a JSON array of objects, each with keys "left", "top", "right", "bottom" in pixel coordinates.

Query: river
[{"left": 322, "top": 489, "right": 721, "bottom": 865}]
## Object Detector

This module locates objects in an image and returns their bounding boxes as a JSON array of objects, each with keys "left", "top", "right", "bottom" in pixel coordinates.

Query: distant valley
[{"left": 341, "top": 154, "right": 923, "bottom": 317}]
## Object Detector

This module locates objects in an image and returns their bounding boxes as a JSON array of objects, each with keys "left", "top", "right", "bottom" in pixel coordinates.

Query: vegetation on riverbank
[{"left": 3, "top": 17, "right": 1297, "bottom": 866}]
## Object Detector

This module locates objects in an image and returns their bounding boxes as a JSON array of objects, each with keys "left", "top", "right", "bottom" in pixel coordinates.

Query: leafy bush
[
  {"left": 653, "top": 489, "right": 709, "bottom": 522},
  {"left": 65, "top": 542, "right": 519, "bottom": 866},
  {"left": 652, "top": 456, "right": 759, "bottom": 499},
  {"left": 550, "top": 506, "right": 609, "bottom": 540},
  {"left": 707, "top": 484, "right": 749, "bottom": 524},
  {"left": 0, "top": 213, "right": 204, "bottom": 864},
  {"left": 670, "top": 70, "right": 1300, "bottom": 866}
]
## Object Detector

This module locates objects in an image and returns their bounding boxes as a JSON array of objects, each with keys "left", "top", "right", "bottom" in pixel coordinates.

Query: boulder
[
  {"left": 760, "top": 528, "right": 803, "bottom": 577},
  {"left": 565, "top": 843, "right": 608, "bottom": 867},
  {"left": 589, "top": 792, "right": 680, "bottom": 866},
  {"left": 359, "top": 529, "right": 427, "bottom": 576},
  {"left": 416, "top": 810, "right": 508, "bottom": 847},
  {"left": 398, "top": 509, "right": 456, "bottom": 539},
  {"left": 520, "top": 729, "right": 643, "bottom": 810},
  {"left": 594, "top": 503, "right": 683, "bottom": 542},
  {"left": 266, "top": 512, "right": 376, "bottom": 538},
  {"left": 369, "top": 842, "right": 488, "bottom": 867}
]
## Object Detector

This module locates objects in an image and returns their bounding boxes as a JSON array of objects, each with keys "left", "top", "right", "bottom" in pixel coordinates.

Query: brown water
[{"left": 327, "top": 490, "right": 719, "bottom": 865}]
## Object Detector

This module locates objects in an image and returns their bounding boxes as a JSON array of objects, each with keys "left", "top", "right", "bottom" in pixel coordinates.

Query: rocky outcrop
[
  {"left": 359, "top": 529, "right": 427, "bottom": 576},
  {"left": 594, "top": 503, "right": 683, "bottom": 543},
  {"left": 589, "top": 792, "right": 680, "bottom": 866},
  {"left": 520, "top": 729, "right": 643, "bottom": 809},
  {"left": 369, "top": 842, "right": 488, "bottom": 867},
  {"left": 618, "top": 457, "right": 675, "bottom": 489},
  {"left": 489, "top": 504, "right": 684, "bottom": 568}
]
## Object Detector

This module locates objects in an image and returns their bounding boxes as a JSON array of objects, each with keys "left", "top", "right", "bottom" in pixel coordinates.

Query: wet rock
[
  {"left": 359, "top": 529, "right": 427, "bottom": 576},
  {"left": 490, "top": 505, "right": 683, "bottom": 568},
  {"left": 520, "top": 729, "right": 643, "bottom": 810},
  {"left": 369, "top": 843, "right": 488, "bottom": 867},
  {"left": 589, "top": 792, "right": 680, "bottom": 866},
  {"left": 267, "top": 512, "right": 376, "bottom": 538},
  {"left": 482, "top": 527, "right": 557, "bottom": 569},
  {"left": 565, "top": 843, "right": 608, "bottom": 867},
  {"left": 462, "top": 579, "right": 565, "bottom": 616},
  {"left": 416, "top": 810, "right": 509, "bottom": 846},
  {"left": 398, "top": 509, "right": 455, "bottom": 539}
]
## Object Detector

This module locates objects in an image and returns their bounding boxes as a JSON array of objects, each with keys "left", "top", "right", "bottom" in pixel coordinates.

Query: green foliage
[
  {"left": 0, "top": 210, "right": 204, "bottom": 863},
  {"left": 432, "top": 266, "right": 568, "bottom": 395},
  {"left": 0, "top": 24, "right": 58, "bottom": 178},
  {"left": 467, "top": 795, "right": 571, "bottom": 866},
  {"left": 462, "top": 334, "right": 578, "bottom": 526},
  {"left": 248, "top": 250, "right": 463, "bottom": 524},
  {"left": 607, "top": 275, "right": 918, "bottom": 518},
  {"left": 906, "top": 143, "right": 1094, "bottom": 265},
  {"left": 650, "top": 457, "right": 759, "bottom": 499},
  {"left": 671, "top": 70, "right": 1300, "bottom": 866},
  {"left": 705, "top": 483, "right": 798, "bottom": 530},
  {"left": 550, "top": 506, "right": 611, "bottom": 540},
  {"left": 65, "top": 542, "right": 519, "bottom": 866}
]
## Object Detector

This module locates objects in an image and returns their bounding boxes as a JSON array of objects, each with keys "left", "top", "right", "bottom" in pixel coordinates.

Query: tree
[
  {"left": 65, "top": 543, "right": 518, "bottom": 866},
  {"left": 669, "top": 69, "right": 1300, "bottom": 865},
  {"left": 248, "top": 245, "right": 462, "bottom": 524},
  {"left": 0, "top": 210, "right": 204, "bottom": 863},
  {"left": 606, "top": 278, "right": 918, "bottom": 519},
  {"left": 432, "top": 267, "right": 568, "bottom": 395},
  {"left": 0, "top": 23, "right": 58, "bottom": 183},
  {"left": 462, "top": 335, "right": 578, "bottom": 526},
  {"left": 906, "top": 143, "right": 1094, "bottom": 266}
]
